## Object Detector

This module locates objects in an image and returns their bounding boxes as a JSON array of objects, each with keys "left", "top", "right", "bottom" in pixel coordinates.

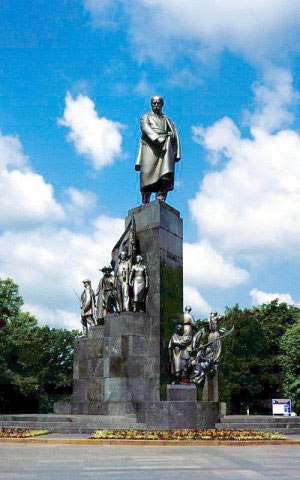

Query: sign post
[{"left": 272, "top": 399, "right": 291, "bottom": 416}]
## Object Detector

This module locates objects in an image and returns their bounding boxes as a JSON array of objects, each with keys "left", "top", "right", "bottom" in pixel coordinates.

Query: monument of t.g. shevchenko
[{"left": 55, "top": 96, "right": 226, "bottom": 429}]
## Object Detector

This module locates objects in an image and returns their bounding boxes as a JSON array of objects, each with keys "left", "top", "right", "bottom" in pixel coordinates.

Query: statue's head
[
  {"left": 101, "top": 266, "right": 112, "bottom": 277},
  {"left": 210, "top": 310, "right": 218, "bottom": 330},
  {"left": 151, "top": 96, "right": 164, "bottom": 114},
  {"left": 136, "top": 255, "right": 143, "bottom": 264},
  {"left": 119, "top": 251, "right": 127, "bottom": 261},
  {"left": 185, "top": 306, "right": 192, "bottom": 313},
  {"left": 175, "top": 324, "right": 183, "bottom": 335},
  {"left": 82, "top": 279, "right": 91, "bottom": 287}
]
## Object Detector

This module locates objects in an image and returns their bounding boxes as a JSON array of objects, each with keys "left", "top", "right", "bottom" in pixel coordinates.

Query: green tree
[
  {"left": 0, "top": 277, "right": 79, "bottom": 413},
  {"left": 219, "top": 300, "right": 300, "bottom": 414},
  {"left": 0, "top": 278, "right": 23, "bottom": 328},
  {"left": 280, "top": 320, "right": 300, "bottom": 414}
]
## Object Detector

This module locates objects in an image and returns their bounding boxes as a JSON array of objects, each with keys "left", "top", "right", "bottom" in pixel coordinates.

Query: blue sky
[{"left": 1, "top": 0, "right": 300, "bottom": 328}]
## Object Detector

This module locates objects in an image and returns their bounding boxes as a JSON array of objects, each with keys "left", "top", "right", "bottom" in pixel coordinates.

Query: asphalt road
[{"left": 0, "top": 443, "right": 299, "bottom": 479}]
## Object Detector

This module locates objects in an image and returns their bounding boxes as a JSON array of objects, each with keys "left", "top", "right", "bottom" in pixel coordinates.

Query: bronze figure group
[
  {"left": 168, "top": 308, "right": 234, "bottom": 399},
  {"left": 80, "top": 253, "right": 148, "bottom": 334}
]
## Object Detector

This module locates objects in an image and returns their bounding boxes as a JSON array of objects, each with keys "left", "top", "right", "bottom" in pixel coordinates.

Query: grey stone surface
[
  {"left": 2, "top": 442, "right": 300, "bottom": 480},
  {"left": 216, "top": 415, "right": 300, "bottom": 433},
  {"left": 145, "top": 401, "right": 170, "bottom": 429},
  {"left": 144, "top": 400, "right": 221, "bottom": 430},
  {"left": 220, "top": 401, "right": 227, "bottom": 417},
  {"left": 126, "top": 200, "right": 182, "bottom": 236},
  {"left": 196, "top": 402, "right": 220, "bottom": 429},
  {"left": 167, "top": 384, "right": 197, "bottom": 402},
  {"left": 169, "top": 401, "right": 197, "bottom": 429},
  {"left": 53, "top": 402, "right": 71, "bottom": 415}
]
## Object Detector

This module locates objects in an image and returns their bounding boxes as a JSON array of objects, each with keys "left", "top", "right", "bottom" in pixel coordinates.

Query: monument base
[
  {"left": 137, "top": 385, "right": 224, "bottom": 429},
  {"left": 53, "top": 201, "right": 223, "bottom": 429},
  {"left": 65, "top": 314, "right": 160, "bottom": 416}
]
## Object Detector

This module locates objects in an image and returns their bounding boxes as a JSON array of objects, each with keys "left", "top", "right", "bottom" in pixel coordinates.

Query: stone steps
[
  {"left": 0, "top": 414, "right": 136, "bottom": 423},
  {"left": 216, "top": 415, "right": 300, "bottom": 435},
  {"left": 0, "top": 414, "right": 146, "bottom": 433},
  {"left": 219, "top": 415, "right": 299, "bottom": 423}
]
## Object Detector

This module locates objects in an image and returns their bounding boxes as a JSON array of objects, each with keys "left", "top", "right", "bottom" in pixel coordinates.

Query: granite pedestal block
[
  {"left": 141, "top": 385, "right": 222, "bottom": 429},
  {"left": 68, "top": 311, "right": 160, "bottom": 415},
  {"left": 126, "top": 200, "right": 183, "bottom": 394},
  {"left": 167, "top": 384, "right": 197, "bottom": 402}
]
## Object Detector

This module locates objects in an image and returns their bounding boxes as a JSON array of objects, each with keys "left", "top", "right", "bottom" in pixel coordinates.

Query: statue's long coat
[
  {"left": 136, "top": 111, "right": 181, "bottom": 192},
  {"left": 81, "top": 287, "right": 95, "bottom": 319}
]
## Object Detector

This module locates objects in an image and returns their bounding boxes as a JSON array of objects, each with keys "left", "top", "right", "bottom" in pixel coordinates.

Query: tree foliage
[
  {"left": 0, "top": 278, "right": 79, "bottom": 413},
  {"left": 218, "top": 300, "right": 300, "bottom": 414},
  {"left": 279, "top": 320, "right": 300, "bottom": 413}
]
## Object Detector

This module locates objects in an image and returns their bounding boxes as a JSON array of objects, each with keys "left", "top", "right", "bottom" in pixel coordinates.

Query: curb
[{"left": 0, "top": 437, "right": 300, "bottom": 446}]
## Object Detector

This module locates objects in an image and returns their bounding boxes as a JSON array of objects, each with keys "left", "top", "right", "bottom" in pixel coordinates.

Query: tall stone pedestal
[
  {"left": 69, "top": 200, "right": 183, "bottom": 416},
  {"left": 126, "top": 199, "right": 183, "bottom": 388}
]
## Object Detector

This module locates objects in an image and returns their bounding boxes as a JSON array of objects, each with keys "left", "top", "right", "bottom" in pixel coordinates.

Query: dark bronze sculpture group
[
  {"left": 80, "top": 252, "right": 148, "bottom": 334},
  {"left": 168, "top": 308, "right": 234, "bottom": 395}
]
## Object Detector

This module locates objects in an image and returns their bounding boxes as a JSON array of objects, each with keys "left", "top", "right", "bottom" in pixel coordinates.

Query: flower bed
[
  {"left": 0, "top": 428, "right": 48, "bottom": 438},
  {"left": 91, "top": 428, "right": 286, "bottom": 441},
  {"left": 91, "top": 429, "right": 286, "bottom": 441}
]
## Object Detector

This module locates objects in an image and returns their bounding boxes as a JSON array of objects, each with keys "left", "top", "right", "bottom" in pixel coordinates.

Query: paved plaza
[{"left": 0, "top": 443, "right": 299, "bottom": 480}]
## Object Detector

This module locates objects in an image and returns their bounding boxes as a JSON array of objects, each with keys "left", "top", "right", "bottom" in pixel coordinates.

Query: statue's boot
[
  {"left": 142, "top": 192, "right": 151, "bottom": 204},
  {"left": 156, "top": 189, "right": 167, "bottom": 202}
]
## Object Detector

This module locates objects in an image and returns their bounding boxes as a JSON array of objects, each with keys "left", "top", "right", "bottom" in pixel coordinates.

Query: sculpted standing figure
[
  {"left": 129, "top": 255, "right": 148, "bottom": 312},
  {"left": 168, "top": 307, "right": 197, "bottom": 384},
  {"left": 168, "top": 324, "right": 191, "bottom": 384},
  {"left": 135, "top": 96, "right": 181, "bottom": 204},
  {"left": 116, "top": 251, "right": 130, "bottom": 312},
  {"left": 182, "top": 306, "right": 197, "bottom": 339},
  {"left": 80, "top": 279, "right": 96, "bottom": 335},
  {"left": 95, "top": 267, "right": 120, "bottom": 323}
]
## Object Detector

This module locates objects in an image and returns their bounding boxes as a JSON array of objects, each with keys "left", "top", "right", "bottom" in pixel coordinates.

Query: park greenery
[
  {"left": 219, "top": 301, "right": 300, "bottom": 414},
  {"left": 0, "top": 276, "right": 299, "bottom": 414},
  {"left": 0, "top": 278, "right": 79, "bottom": 413}
]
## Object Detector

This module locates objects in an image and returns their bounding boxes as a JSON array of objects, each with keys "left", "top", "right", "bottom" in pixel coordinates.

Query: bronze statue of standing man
[{"left": 135, "top": 96, "right": 181, "bottom": 204}]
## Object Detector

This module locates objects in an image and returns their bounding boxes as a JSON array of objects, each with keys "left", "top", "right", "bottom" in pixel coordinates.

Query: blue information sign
[{"left": 272, "top": 399, "right": 291, "bottom": 416}]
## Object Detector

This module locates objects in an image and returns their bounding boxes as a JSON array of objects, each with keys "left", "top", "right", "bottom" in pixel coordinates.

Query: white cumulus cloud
[
  {"left": 0, "top": 131, "right": 65, "bottom": 230},
  {"left": 66, "top": 187, "right": 97, "bottom": 211},
  {"left": 0, "top": 215, "right": 124, "bottom": 329},
  {"left": 0, "top": 132, "right": 28, "bottom": 170},
  {"left": 84, "top": 0, "right": 300, "bottom": 65},
  {"left": 0, "top": 125, "right": 125, "bottom": 330},
  {"left": 190, "top": 69, "right": 300, "bottom": 260},
  {"left": 183, "top": 241, "right": 249, "bottom": 288},
  {"left": 183, "top": 285, "right": 211, "bottom": 318},
  {"left": 250, "top": 288, "right": 300, "bottom": 307},
  {"left": 58, "top": 92, "right": 124, "bottom": 171},
  {"left": 23, "top": 303, "right": 80, "bottom": 331}
]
